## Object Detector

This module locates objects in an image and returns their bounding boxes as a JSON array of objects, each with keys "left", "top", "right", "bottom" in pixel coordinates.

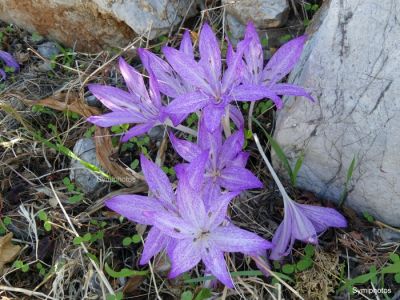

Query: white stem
[
  {"left": 223, "top": 106, "right": 231, "bottom": 138},
  {"left": 253, "top": 134, "right": 290, "bottom": 200},
  {"left": 164, "top": 119, "right": 197, "bottom": 136}
]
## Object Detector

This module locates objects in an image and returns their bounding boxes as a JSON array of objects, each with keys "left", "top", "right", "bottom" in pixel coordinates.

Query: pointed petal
[
  {"left": 262, "top": 36, "right": 307, "bottom": 84},
  {"left": 230, "top": 84, "right": 283, "bottom": 109},
  {"left": 87, "top": 111, "right": 147, "bottom": 127},
  {"left": 211, "top": 224, "right": 272, "bottom": 253},
  {"left": 169, "top": 133, "right": 202, "bottom": 162},
  {"left": 121, "top": 122, "right": 154, "bottom": 142},
  {"left": 201, "top": 245, "right": 233, "bottom": 288},
  {"left": 288, "top": 201, "right": 318, "bottom": 244},
  {"left": 231, "top": 152, "right": 250, "bottom": 168},
  {"left": 180, "top": 30, "right": 194, "bottom": 59},
  {"left": 169, "top": 239, "right": 202, "bottom": 278},
  {"left": 202, "top": 104, "right": 225, "bottom": 132},
  {"left": 202, "top": 180, "right": 222, "bottom": 209},
  {"left": 185, "top": 150, "right": 209, "bottom": 190},
  {"left": 207, "top": 192, "right": 239, "bottom": 229},
  {"left": 105, "top": 195, "right": 163, "bottom": 225},
  {"left": 198, "top": 116, "right": 223, "bottom": 150},
  {"left": 118, "top": 57, "right": 149, "bottom": 102},
  {"left": 218, "top": 130, "right": 244, "bottom": 168},
  {"left": 88, "top": 84, "right": 140, "bottom": 111},
  {"left": 222, "top": 38, "right": 250, "bottom": 92},
  {"left": 176, "top": 174, "right": 207, "bottom": 227},
  {"left": 138, "top": 48, "right": 186, "bottom": 98},
  {"left": 219, "top": 166, "right": 263, "bottom": 191},
  {"left": 140, "top": 154, "right": 175, "bottom": 205},
  {"left": 271, "top": 83, "right": 315, "bottom": 102},
  {"left": 296, "top": 203, "right": 347, "bottom": 232},
  {"left": 148, "top": 71, "right": 162, "bottom": 107},
  {"left": 153, "top": 211, "right": 194, "bottom": 238},
  {"left": 243, "top": 22, "right": 264, "bottom": 82},
  {"left": 229, "top": 105, "right": 244, "bottom": 129},
  {"left": 140, "top": 227, "right": 169, "bottom": 264},
  {"left": 165, "top": 90, "right": 211, "bottom": 115},
  {"left": 0, "top": 50, "right": 19, "bottom": 70},
  {"left": 168, "top": 112, "right": 188, "bottom": 127},
  {"left": 270, "top": 215, "right": 294, "bottom": 260},
  {"left": 163, "top": 46, "right": 212, "bottom": 94},
  {"left": 199, "top": 23, "right": 221, "bottom": 84}
]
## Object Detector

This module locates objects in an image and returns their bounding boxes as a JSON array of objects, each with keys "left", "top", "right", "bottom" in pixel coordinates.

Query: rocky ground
[{"left": 0, "top": 1, "right": 399, "bottom": 299}]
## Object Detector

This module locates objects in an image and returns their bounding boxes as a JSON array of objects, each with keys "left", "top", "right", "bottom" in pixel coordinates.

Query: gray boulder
[{"left": 273, "top": 0, "right": 400, "bottom": 226}]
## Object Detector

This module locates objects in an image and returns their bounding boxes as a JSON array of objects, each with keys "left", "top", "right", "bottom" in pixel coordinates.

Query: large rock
[
  {"left": 0, "top": 0, "right": 195, "bottom": 52},
  {"left": 223, "top": 0, "right": 289, "bottom": 41},
  {"left": 273, "top": 0, "right": 400, "bottom": 226}
]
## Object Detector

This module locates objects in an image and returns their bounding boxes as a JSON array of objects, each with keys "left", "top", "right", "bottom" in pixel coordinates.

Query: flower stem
[
  {"left": 223, "top": 106, "right": 231, "bottom": 138},
  {"left": 164, "top": 119, "right": 197, "bottom": 136},
  {"left": 253, "top": 134, "right": 290, "bottom": 199}
]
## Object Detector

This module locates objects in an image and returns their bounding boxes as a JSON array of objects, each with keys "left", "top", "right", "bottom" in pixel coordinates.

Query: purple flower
[
  {"left": 253, "top": 134, "right": 346, "bottom": 260},
  {"left": 236, "top": 22, "right": 315, "bottom": 108},
  {"left": 163, "top": 23, "right": 281, "bottom": 132},
  {"left": 150, "top": 163, "right": 272, "bottom": 287},
  {"left": 87, "top": 57, "right": 170, "bottom": 142},
  {"left": 270, "top": 196, "right": 347, "bottom": 260},
  {"left": 105, "top": 154, "right": 177, "bottom": 264},
  {"left": 170, "top": 119, "right": 262, "bottom": 207},
  {"left": 0, "top": 50, "right": 19, "bottom": 81}
]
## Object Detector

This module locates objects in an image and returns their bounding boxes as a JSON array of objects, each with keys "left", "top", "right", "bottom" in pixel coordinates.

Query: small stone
[
  {"left": 85, "top": 95, "right": 102, "bottom": 108},
  {"left": 37, "top": 42, "right": 60, "bottom": 59},
  {"left": 148, "top": 126, "right": 164, "bottom": 141},
  {"left": 223, "top": 0, "right": 289, "bottom": 30},
  {"left": 373, "top": 228, "right": 400, "bottom": 243},
  {"left": 70, "top": 138, "right": 105, "bottom": 194}
]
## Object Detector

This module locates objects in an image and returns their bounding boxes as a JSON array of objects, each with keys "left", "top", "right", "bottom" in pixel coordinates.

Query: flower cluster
[
  {"left": 0, "top": 50, "right": 19, "bottom": 81},
  {"left": 87, "top": 22, "right": 347, "bottom": 287}
]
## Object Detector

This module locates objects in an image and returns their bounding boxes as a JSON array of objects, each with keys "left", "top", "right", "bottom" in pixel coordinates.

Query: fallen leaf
[{"left": 0, "top": 233, "right": 21, "bottom": 275}]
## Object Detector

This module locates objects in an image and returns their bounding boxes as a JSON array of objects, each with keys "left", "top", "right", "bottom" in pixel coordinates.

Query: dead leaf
[
  {"left": 0, "top": 233, "right": 21, "bottom": 275},
  {"left": 122, "top": 275, "right": 145, "bottom": 295}
]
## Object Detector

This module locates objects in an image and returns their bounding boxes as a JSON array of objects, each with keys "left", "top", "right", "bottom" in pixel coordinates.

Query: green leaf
[
  {"left": 3, "top": 216, "right": 12, "bottom": 226},
  {"left": 346, "top": 156, "right": 356, "bottom": 182},
  {"left": 389, "top": 253, "right": 399, "bottom": 263},
  {"left": 282, "top": 264, "right": 295, "bottom": 274},
  {"left": 296, "top": 258, "right": 313, "bottom": 271},
  {"left": 104, "top": 263, "right": 148, "bottom": 278},
  {"left": 122, "top": 237, "right": 132, "bottom": 246},
  {"left": 73, "top": 236, "right": 83, "bottom": 245},
  {"left": 194, "top": 288, "right": 212, "bottom": 300},
  {"left": 381, "top": 261, "right": 400, "bottom": 274},
  {"left": 38, "top": 210, "right": 48, "bottom": 221},
  {"left": 68, "top": 193, "right": 83, "bottom": 204},
  {"left": 86, "top": 253, "right": 100, "bottom": 266},
  {"left": 130, "top": 159, "right": 139, "bottom": 170},
  {"left": 181, "top": 291, "right": 193, "bottom": 300},
  {"left": 131, "top": 234, "right": 141, "bottom": 244},
  {"left": 261, "top": 36, "right": 268, "bottom": 47},
  {"left": 21, "top": 264, "right": 30, "bottom": 272},
  {"left": 82, "top": 233, "right": 92, "bottom": 242},
  {"left": 304, "top": 244, "right": 315, "bottom": 257},
  {"left": 44, "top": 221, "right": 52, "bottom": 232},
  {"left": 394, "top": 273, "right": 400, "bottom": 284},
  {"left": 291, "top": 154, "right": 304, "bottom": 186},
  {"left": 106, "top": 292, "right": 124, "bottom": 300},
  {"left": 363, "top": 212, "right": 375, "bottom": 223}
]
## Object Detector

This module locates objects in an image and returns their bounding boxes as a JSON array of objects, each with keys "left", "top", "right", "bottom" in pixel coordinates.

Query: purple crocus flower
[
  {"left": 253, "top": 134, "right": 347, "bottom": 260},
  {"left": 105, "top": 154, "right": 177, "bottom": 264},
  {"left": 0, "top": 50, "right": 19, "bottom": 81},
  {"left": 170, "top": 119, "right": 262, "bottom": 207},
  {"left": 163, "top": 23, "right": 282, "bottom": 132},
  {"left": 237, "top": 22, "right": 315, "bottom": 108},
  {"left": 87, "top": 57, "right": 171, "bottom": 142},
  {"left": 150, "top": 165, "right": 272, "bottom": 287}
]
